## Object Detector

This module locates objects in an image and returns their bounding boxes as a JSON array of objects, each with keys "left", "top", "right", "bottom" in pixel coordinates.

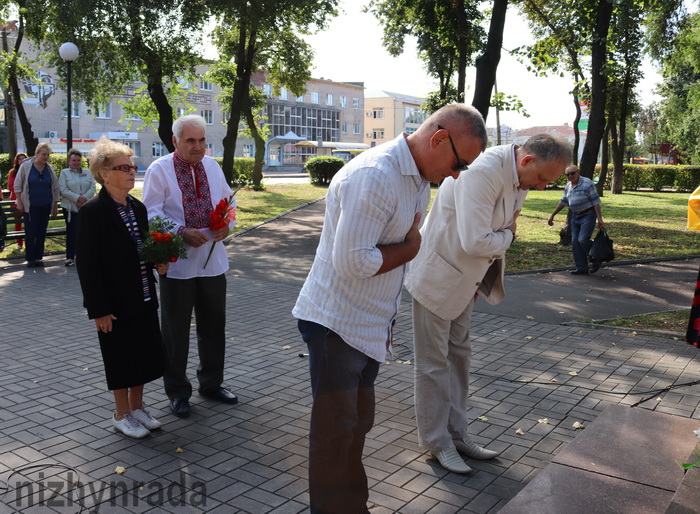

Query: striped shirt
[
  {"left": 293, "top": 134, "right": 430, "bottom": 362},
  {"left": 560, "top": 175, "right": 601, "bottom": 213}
]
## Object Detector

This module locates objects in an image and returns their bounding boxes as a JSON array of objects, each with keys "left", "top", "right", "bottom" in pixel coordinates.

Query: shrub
[
  {"left": 213, "top": 157, "right": 256, "bottom": 188},
  {"left": 592, "top": 163, "right": 700, "bottom": 191},
  {"left": 305, "top": 156, "right": 345, "bottom": 185}
]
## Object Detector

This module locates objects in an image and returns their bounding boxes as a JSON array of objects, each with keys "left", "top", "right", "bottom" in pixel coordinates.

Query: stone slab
[
  {"left": 499, "top": 463, "right": 674, "bottom": 514},
  {"left": 551, "top": 404, "right": 699, "bottom": 491}
]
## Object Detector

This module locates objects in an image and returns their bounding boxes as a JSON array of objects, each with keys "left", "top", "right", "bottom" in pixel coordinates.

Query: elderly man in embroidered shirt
[
  {"left": 142, "top": 114, "right": 237, "bottom": 419},
  {"left": 548, "top": 164, "right": 606, "bottom": 274},
  {"left": 405, "top": 134, "right": 572, "bottom": 475},
  {"left": 293, "top": 103, "right": 487, "bottom": 513}
]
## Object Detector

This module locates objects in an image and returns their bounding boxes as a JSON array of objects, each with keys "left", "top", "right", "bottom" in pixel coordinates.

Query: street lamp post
[{"left": 59, "top": 42, "right": 79, "bottom": 155}]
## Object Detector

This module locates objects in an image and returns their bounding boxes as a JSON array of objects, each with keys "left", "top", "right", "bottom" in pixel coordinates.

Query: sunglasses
[
  {"left": 438, "top": 124, "right": 469, "bottom": 172},
  {"left": 566, "top": 171, "right": 578, "bottom": 176},
  {"left": 112, "top": 164, "right": 138, "bottom": 173}
]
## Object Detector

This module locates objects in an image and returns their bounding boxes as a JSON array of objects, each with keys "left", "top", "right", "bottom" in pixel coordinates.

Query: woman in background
[
  {"left": 77, "top": 137, "right": 166, "bottom": 439},
  {"left": 59, "top": 148, "right": 96, "bottom": 266},
  {"left": 7, "top": 152, "right": 28, "bottom": 250},
  {"left": 13, "top": 144, "right": 59, "bottom": 267}
]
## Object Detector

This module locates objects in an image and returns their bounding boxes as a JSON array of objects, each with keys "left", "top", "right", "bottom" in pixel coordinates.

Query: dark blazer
[{"left": 77, "top": 188, "right": 158, "bottom": 320}]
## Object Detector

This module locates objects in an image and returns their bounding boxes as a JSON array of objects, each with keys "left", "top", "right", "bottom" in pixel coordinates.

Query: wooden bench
[{"left": 1, "top": 199, "right": 68, "bottom": 247}]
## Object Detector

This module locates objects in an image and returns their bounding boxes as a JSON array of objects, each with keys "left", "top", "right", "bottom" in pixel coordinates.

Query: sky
[{"left": 302, "top": 2, "right": 663, "bottom": 130}]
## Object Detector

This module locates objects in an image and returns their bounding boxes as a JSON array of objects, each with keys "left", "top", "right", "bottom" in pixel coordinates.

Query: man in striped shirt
[
  {"left": 293, "top": 104, "right": 487, "bottom": 513},
  {"left": 548, "top": 165, "right": 606, "bottom": 274}
]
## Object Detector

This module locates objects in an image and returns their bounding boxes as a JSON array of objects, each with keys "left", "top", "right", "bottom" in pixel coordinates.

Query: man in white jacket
[{"left": 404, "top": 134, "right": 572, "bottom": 474}]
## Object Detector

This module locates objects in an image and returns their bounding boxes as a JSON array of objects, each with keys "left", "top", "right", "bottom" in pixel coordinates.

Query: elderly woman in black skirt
[{"left": 77, "top": 137, "right": 167, "bottom": 438}]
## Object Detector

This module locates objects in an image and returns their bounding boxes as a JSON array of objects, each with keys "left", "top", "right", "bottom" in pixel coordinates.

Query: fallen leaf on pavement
[
  {"left": 515, "top": 428, "right": 525, "bottom": 436},
  {"left": 572, "top": 422, "right": 584, "bottom": 430},
  {"left": 115, "top": 466, "right": 126, "bottom": 475},
  {"left": 477, "top": 416, "right": 489, "bottom": 422},
  {"left": 538, "top": 418, "right": 549, "bottom": 424}
]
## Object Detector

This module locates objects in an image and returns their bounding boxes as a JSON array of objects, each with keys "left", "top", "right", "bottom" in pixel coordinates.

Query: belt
[{"left": 575, "top": 206, "right": 594, "bottom": 215}]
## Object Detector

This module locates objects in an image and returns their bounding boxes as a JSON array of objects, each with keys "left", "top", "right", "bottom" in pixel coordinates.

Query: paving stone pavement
[{"left": 1, "top": 199, "right": 700, "bottom": 513}]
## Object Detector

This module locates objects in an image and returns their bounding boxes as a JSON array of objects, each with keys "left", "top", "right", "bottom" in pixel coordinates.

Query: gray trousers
[
  {"left": 160, "top": 274, "right": 227, "bottom": 399},
  {"left": 413, "top": 297, "right": 474, "bottom": 451}
]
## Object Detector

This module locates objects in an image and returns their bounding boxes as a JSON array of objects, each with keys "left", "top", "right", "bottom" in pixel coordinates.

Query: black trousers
[{"left": 160, "top": 273, "right": 227, "bottom": 399}]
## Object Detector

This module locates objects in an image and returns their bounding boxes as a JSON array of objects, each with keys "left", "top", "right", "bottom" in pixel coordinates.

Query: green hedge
[
  {"left": 212, "top": 157, "right": 255, "bottom": 188},
  {"left": 548, "top": 163, "right": 700, "bottom": 192},
  {"left": 305, "top": 156, "right": 345, "bottom": 185},
  {"left": 0, "top": 153, "right": 257, "bottom": 190},
  {"left": 592, "top": 164, "right": 700, "bottom": 192}
]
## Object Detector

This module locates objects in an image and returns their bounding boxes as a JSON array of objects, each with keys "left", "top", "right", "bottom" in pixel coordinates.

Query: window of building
[
  {"left": 95, "top": 102, "right": 112, "bottom": 119},
  {"left": 177, "top": 76, "right": 191, "bottom": 89},
  {"left": 352, "top": 98, "right": 361, "bottom": 109},
  {"left": 339, "top": 96, "right": 348, "bottom": 108},
  {"left": 280, "top": 87, "right": 288, "bottom": 100},
  {"left": 326, "top": 93, "right": 334, "bottom": 106},
  {"left": 200, "top": 79, "right": 213, "bottom": 91},
  {"left": 263, "top": 84, "right": 272, "bottom": 96},
  {"left": 177, "top": 107, "right": 189, "bottom": 118},
  {"left": 296, "top": 93, "right": 305, "bottom": 102},
  {"left": 201, "top": 109, "right": 213, "bottom": 124},
  {"left": 125, "top": 141, "right": 141, "bottom": 157},
  {"left": 372, "top": 108, "right": 384, "bottom": 119},
  {"left": 311, "top": 91, "right": 320, "bottom": 104},
  {"left": 152, "top": 142, "right": 167, "bottom": 158},
  {"left": 71, "top": 101, "right": 80, "bottom": 117},
  {"left": 205, "top": 143, "right": 214, "bottom": 156},
  {"left": 372, "top": 129, "right": 385, "bottom": 140},
  {"left": 353, "top": 122, "right": 360, "bottom": 134},
  {"left": 404, "top": 106, "right": 427, "bottom": 125},
  {"left": 342, "top": 121, "right": 348, "bottom": 133},
  {"left": 243, "top": 144, "right": 255, "bottom": 158}
]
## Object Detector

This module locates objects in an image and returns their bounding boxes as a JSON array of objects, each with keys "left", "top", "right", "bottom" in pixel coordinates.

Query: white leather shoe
[
  {"left": 454, "top": 436, "right": 500, "bottom": 460},
  {"left": 431, "top": 447, "right": 472, "bottom": 473}
]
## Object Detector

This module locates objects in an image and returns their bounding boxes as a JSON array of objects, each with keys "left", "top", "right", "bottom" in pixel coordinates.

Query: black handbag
[
  {"left": 589, "top": 229, "right": 614, "bottom": 262},
  {"left": 0, "top": 207, "right": 7, "bottom": 250}
]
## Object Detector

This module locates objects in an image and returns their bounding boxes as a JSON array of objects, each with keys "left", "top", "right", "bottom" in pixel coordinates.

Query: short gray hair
[
  {"left": 426, "top": 103, "right": 488, "bottom": 151},
  {"left": 521, "top": 134, "right": 573, "bottom": 165},
  {"left": 173, "top": 114, "right": 207, "bottom": 140}
]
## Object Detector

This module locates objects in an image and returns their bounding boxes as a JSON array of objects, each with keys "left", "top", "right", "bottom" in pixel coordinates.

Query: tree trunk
[
  {"left": 9, "top": 18, "right": 37, "bottom": 155},
  {"left": 572, "top": 89, "right": 581, "bottom": 165},
  {"left": 221, "top": 25, "right": 257, "bottom": 186},
  {"left": 244, "top": 105, "right": 265, "bottom": 189},
  {"left": 2, "top": 29, "right": 17, "bottom": 157},
  {"left": 146, "top": 77, "right": 174, "bottom": 153},
  {"left": 578, "top": 0, "right": 614, "bottom": 179},
  {"left": 471, "top": 0, "right": 508, "bottom": 120},
  {"left": 600, "top": 122, "right": 611, "bottom": 196},
  {"left": 454, "top": 0, "right": 468, "bottom": 103}
]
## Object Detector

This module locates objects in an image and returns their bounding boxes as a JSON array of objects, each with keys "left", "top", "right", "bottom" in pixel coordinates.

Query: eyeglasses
[
  {"left": 112, "top": 164, "right": 138, "bottom": 173},
  {"left": 438, "top": 124, "right": 469, "bottom": 172},
  {"left": 566, "top": 171, "right": 578, "bottom": 177}
]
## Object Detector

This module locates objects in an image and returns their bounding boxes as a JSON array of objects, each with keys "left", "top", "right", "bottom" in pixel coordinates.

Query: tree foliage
[
  {"left": 208, "top": 0, "right": 338, "bottom": 186},
  {"left": 655, "top": 11, "right": 700, "bottom": 164}
]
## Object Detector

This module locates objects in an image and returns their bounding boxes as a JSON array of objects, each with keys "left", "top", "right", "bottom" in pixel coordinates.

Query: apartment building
[
  {"left": 363, "top": 90, "right": 426, "bottom": 147},
  {"left": 2, "top": 32, "right": 366, "bottom": 169}
]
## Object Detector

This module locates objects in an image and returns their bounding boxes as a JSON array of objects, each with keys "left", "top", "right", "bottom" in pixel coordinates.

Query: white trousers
[{"left": 413, "top": 297, "right": 474, "bottom": 451}]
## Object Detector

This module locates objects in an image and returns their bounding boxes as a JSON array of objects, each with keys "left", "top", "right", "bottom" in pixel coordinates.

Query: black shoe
[
  {"left": 570, "top": 270, "right": 589, "bottom": 275},
  {"left": 200, "top": 387, "right": 238, "bottom": 404},
  {"left": 34, "top": 260, "right": 44, "bottom": 267},
  {"left": 169, "top": 397, "right": 190, "bottom": 417},
  {"left": 27, "top": 261, "right": 36, "bottom": 268},
  {"left": 589, "top": 260, "right": 601, "bottom": 273}
]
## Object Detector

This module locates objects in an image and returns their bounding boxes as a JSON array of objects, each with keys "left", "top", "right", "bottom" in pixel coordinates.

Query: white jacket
[
  {"left": 405, "top": 145, "right": 526, "bottom": 320},
  {"left": 58, "top": 167, "right": 96, "bottom": 217}
]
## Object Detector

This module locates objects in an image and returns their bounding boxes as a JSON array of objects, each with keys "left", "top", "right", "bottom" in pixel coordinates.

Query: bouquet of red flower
[
  {"left": 203, "top": 195, "right": 236, "bottom": 269},
  {"left": 141, "top": 217, "right": 188, "bottom": 264}
]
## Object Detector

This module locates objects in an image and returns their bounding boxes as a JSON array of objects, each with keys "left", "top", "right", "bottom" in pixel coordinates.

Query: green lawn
[{"left": 2, "top": 186, "right": 697, "bottom": 274}]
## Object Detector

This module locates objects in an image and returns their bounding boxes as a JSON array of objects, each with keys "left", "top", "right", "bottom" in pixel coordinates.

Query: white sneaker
[
  {"left": 131, "top": 407, "right": 162, "bottom": 430},
  {"left": 431, "top": 447, "right": 472, "bottom": 474},
  {"left": 454, "top": 436, "right": 500, "bottom": 460},
  {"left": 112, "top": 413, "right": 150, "bottom": 438}
]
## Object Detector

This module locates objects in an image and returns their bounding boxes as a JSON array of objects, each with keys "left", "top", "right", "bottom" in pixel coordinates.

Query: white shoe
[
  {"left": 431, "top": 447, "right": 472, "bottom": 473},
  {"left": 130, "top": 407, "right": 162, "bottom": 430},
  {"left": 454, "top": 436, "right": 500, "bottom": 460},
  {"left": 112, "top": 413, "right": 150, "bottom": 438}
]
